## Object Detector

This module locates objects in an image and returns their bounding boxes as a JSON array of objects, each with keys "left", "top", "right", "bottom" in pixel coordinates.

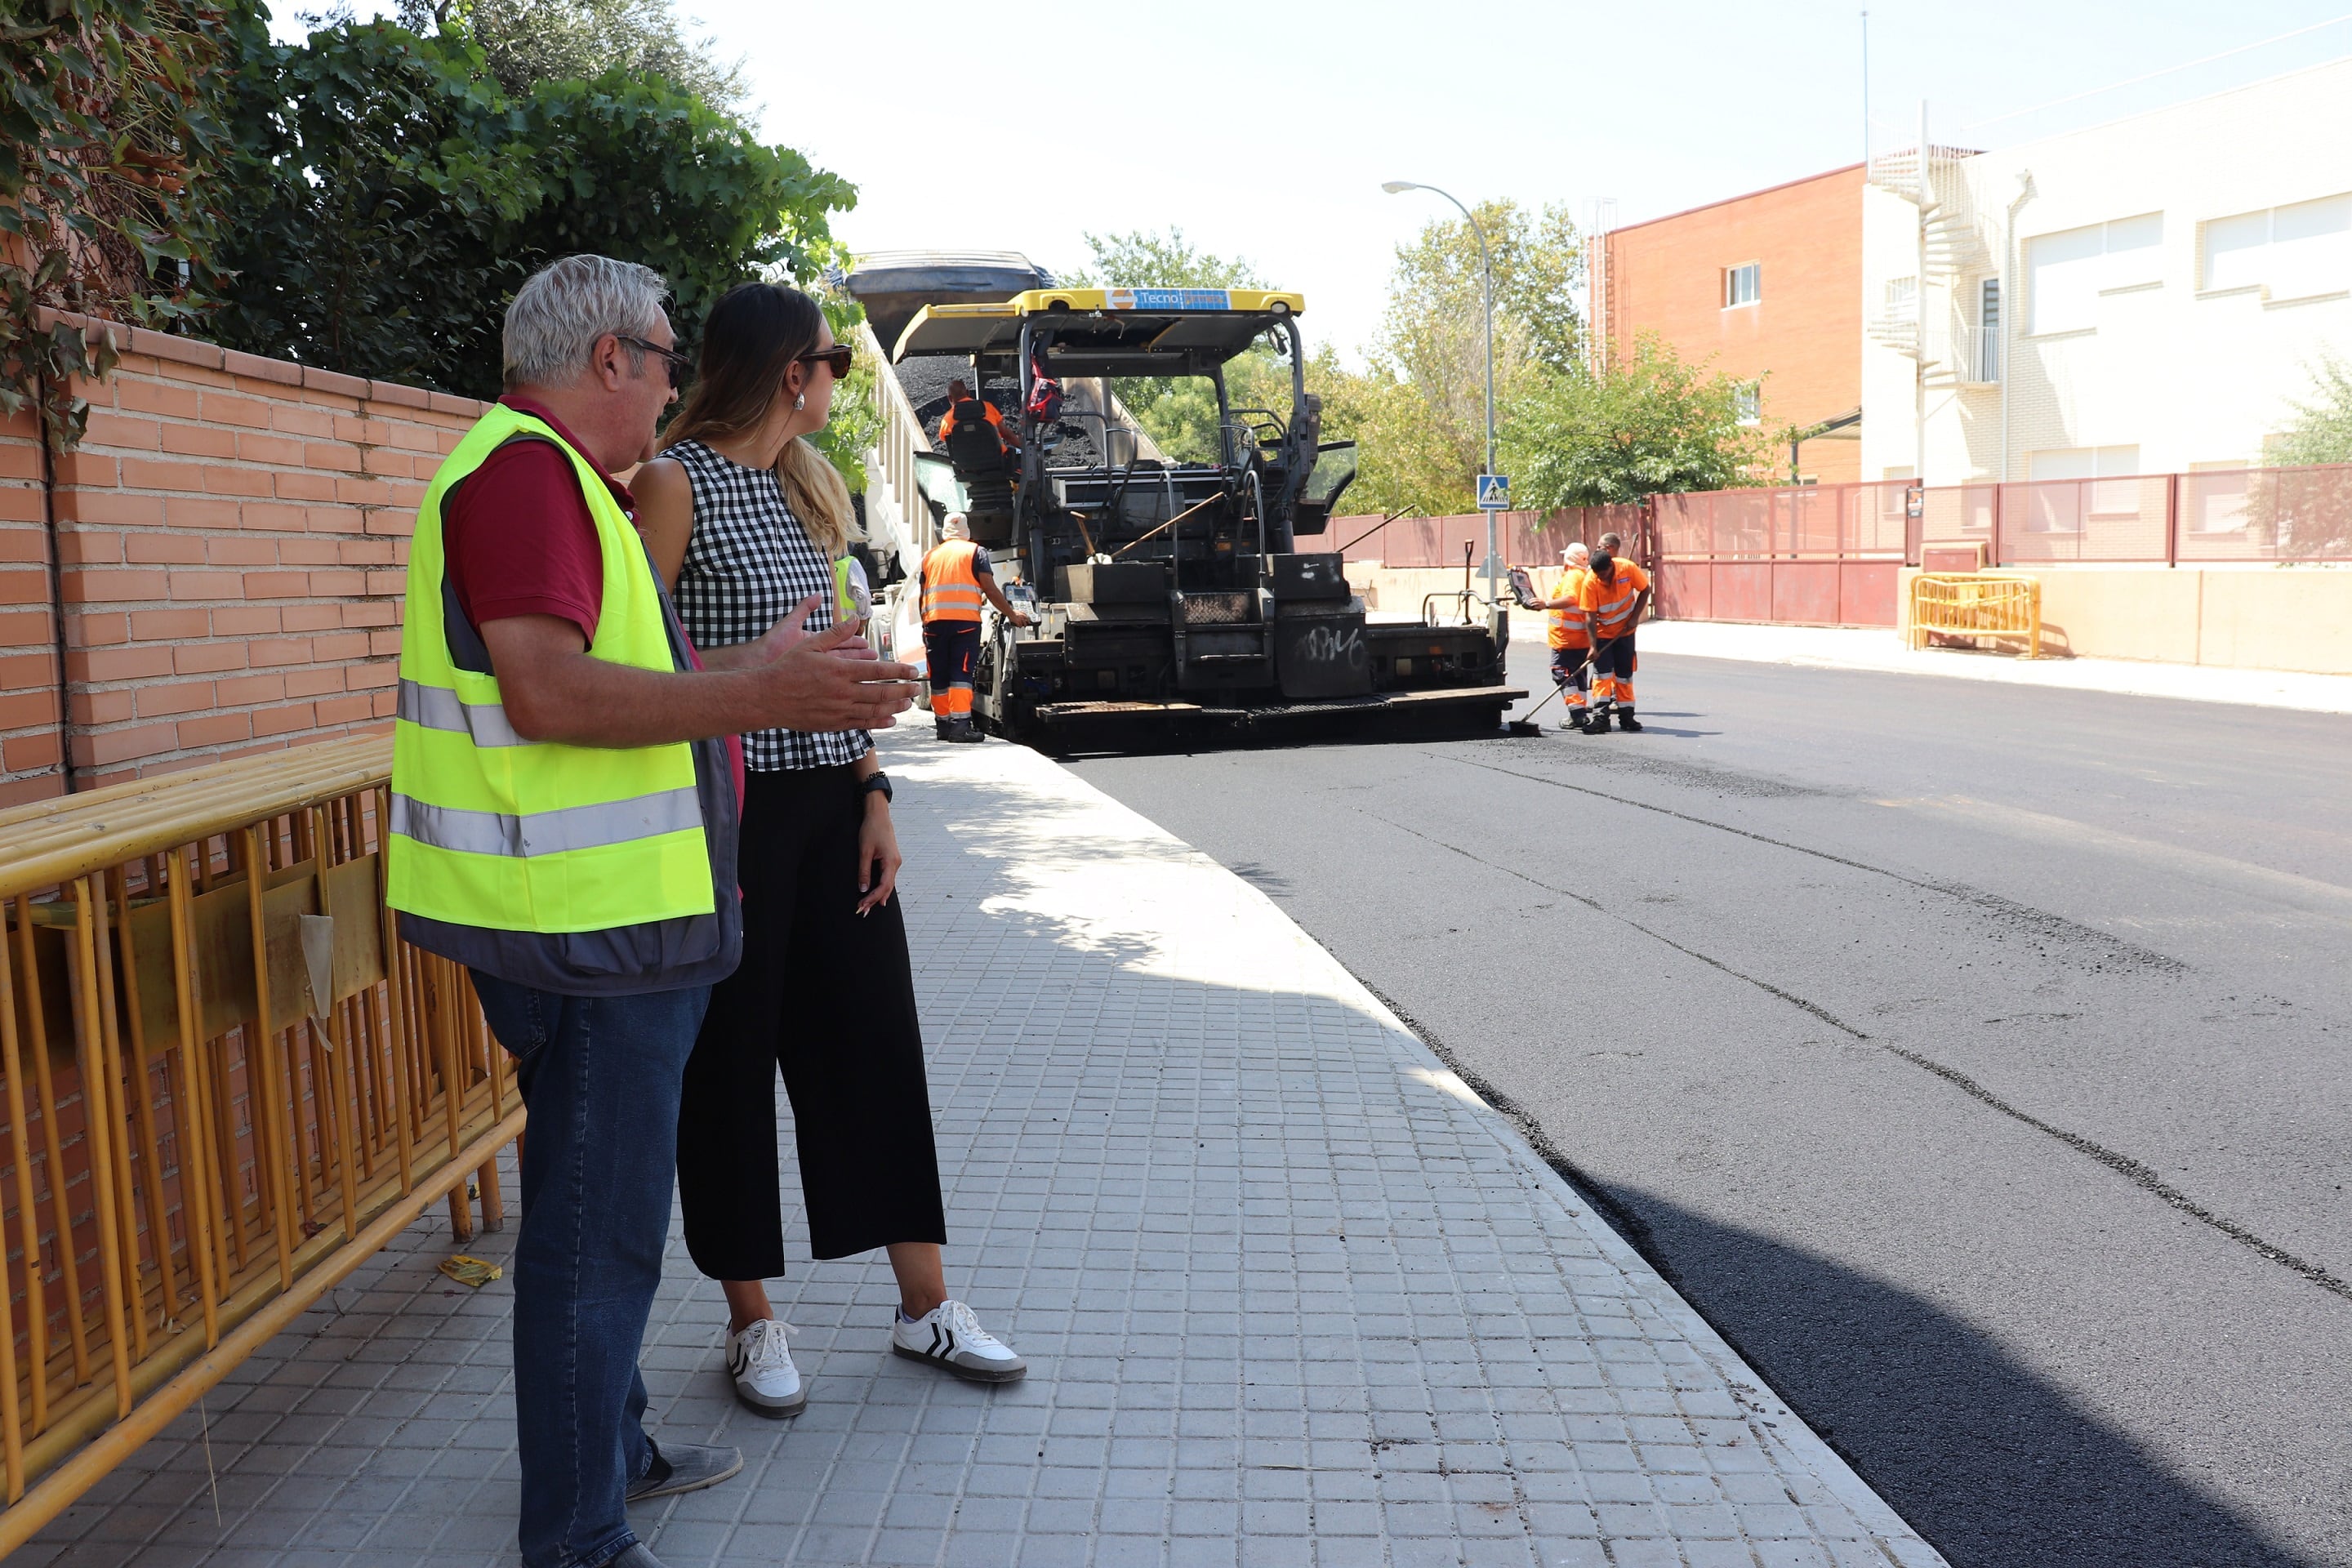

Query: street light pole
[{"left": 1383, "top": 180, "right": 1501, "bottom": 643}]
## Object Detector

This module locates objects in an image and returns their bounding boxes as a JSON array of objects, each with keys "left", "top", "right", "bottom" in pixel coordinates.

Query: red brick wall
[
  {"left": 1603, "top": 167, "right": 1864, "bottom": 485},
  {"left": 0, "top": 319, "right": 483, "bottom": 804},
  {"left": 0, "top": 408, "right": 62, "bottom": 804}
]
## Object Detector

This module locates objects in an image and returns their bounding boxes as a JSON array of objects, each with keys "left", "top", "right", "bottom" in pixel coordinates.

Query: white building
[{"left": 1861, "top": 57, "right": 2352, "bottom": 486}]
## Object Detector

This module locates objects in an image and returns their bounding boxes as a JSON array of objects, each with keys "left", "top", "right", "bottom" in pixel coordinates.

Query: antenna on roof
[{"left": 1860, "top": 10, "right": 1871, "bottom": 167}]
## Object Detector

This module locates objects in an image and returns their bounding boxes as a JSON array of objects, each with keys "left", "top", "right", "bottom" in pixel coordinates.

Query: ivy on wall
[{"left": 0, "top": 0, "right": 249, "bottom": 445}]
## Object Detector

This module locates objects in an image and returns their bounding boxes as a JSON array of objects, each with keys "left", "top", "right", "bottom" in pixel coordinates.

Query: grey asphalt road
[{"left": 1063, "top": 638, "right": 2352, "bottom": 1568}]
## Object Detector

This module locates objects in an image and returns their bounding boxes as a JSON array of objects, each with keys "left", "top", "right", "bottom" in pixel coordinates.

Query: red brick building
[{"left": 1592, "top": 166, "right": 1864, "bottom": 484}]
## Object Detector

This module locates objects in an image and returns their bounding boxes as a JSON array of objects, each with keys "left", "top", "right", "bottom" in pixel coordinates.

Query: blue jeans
[{"left": 471, "top": 972, "right": 713, "bottom": 1568}]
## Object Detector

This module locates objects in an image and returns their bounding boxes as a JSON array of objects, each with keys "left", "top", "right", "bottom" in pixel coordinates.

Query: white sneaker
[
  {"left": 724, "top": 1318, "right": 805, "bottom": 1417},
  {"left": 890, "top": 1299, "right": 1027, "bottom": 1383}
]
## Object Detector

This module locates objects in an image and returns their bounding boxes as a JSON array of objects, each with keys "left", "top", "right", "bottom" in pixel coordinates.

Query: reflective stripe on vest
[
  {"left": 1548, "top": 570, "right": 1588, "bottom": 643},
  {"left": 392, "top": 785, "right": 702, "bottom": 858},
  {"left": 398, "top": 678, "right": 525, "bottom": 747},
  {"left": 387, "top": 406, "right": 713, "bottom": 935},
  {"left": 1590, "top": 582, "right": 1638, "bottom": 633},
  {"left": 921, "top": 541, "right": 986, "bottom": 621}
]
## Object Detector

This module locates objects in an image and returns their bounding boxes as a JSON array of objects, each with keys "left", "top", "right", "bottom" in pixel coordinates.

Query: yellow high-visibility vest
[{"left": 387, "top": 404, "right": 714, "bottom": 934}]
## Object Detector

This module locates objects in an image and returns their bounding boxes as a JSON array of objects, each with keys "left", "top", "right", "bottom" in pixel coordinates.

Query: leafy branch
[{"left": 0, "top": 0, "right": 252, "bottom": 445}]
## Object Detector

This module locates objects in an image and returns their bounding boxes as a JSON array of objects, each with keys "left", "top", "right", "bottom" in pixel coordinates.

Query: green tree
[
  {"left": 2276, "top": 355, "right": 2352, "bottom": 466},
  {"left": 203, "top": 16, "right": 852, "bottom": 403},
  {"left": 203, "top": 20, "right": 532, "bottom": 394},
  {"left": 394, "top": 0, "right": 746, "bottom": 110},
  {"left": 1502, "top": 336, "right": 1771, "bottom": 506},
  {"left": 1361, "top": 200, "right": 1582, "bottom": 510},
  {"left": 1312, "top": 367, "right": 1469, "bottom": 519},
  {"left": 1, "top": 0, "right": 255, "bottom": 444}
]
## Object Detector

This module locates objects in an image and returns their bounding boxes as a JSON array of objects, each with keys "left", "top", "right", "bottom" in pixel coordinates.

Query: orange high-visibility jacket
[
  {"left": 1578, "top": 560, "right": 1650, "bottom": 638},
  {"left": 1548, "top": 568, "right": 1591, "bottom": 650},
  {"left": 937, "top": 399, "right": 1006, "bottom": 443},
  {"left": 920, "top": 539, "right": 987, "bottom": 623}
]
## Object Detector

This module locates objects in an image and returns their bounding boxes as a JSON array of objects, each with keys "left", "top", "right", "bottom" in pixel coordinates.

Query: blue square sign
[{"left": 1477, "top": 474, "right": 1510, "bottom": 511}]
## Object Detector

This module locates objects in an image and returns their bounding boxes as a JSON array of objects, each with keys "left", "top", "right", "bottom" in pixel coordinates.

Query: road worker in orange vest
[
  {"left": 935, "top": 379, "right": 1017, "bottom": 454},
  {"left": 1576, "top": 532, "right": 1651, "bottom": 733},
  {"left": 1532, "top": 541, "right": 1597, "bottom": 733},
  {"left": 919, "top": 513, "right": 1030, "bottom": 743}
]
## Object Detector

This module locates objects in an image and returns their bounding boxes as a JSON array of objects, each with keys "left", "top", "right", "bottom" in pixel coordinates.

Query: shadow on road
[{"left": 1604, "top": 1187, "right": 2324, "bottom": 1568}]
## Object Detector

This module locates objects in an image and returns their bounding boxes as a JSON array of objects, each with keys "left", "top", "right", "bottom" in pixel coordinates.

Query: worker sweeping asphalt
[
  {"left": 1529, "top": 542, "right": 1598, "bottom": 733},
  {"left": 1578, "top": 533, "right": 1651, "bottom": 733}
]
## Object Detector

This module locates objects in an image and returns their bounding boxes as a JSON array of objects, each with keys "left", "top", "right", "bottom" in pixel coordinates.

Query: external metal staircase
[{"left": 1866, "top": 143, "right": 1989, "bottom": 385}]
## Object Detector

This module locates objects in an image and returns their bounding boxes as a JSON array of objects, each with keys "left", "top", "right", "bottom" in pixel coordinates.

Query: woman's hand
[
  {"left": 755, "top": 596, "right": 875, "bottom": 666},
  {"left": 701, "top": 595, "right": 879, "bottom": 672},
  {"left": 856, "top": 792, "right": 902, "bottom": 915}
]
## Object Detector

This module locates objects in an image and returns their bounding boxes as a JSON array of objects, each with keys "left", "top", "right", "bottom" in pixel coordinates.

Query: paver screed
[{"left": 24, "top": 732, "right": 1949, "bottom": 1568}]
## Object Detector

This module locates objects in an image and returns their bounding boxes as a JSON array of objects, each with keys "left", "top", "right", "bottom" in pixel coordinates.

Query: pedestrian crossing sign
[{"left": 1477, "top": 474, "right": 1510, "bottom": 511}]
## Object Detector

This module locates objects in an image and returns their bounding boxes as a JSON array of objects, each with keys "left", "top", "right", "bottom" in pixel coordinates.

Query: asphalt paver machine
[{"left": 892, "top": 287, "right": 1522, "bottom": 751}]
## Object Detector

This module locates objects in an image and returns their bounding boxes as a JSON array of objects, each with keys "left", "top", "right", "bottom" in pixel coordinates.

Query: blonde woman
[{"left": 635, "top": 283, "right": 1026, "bottom": 1419}]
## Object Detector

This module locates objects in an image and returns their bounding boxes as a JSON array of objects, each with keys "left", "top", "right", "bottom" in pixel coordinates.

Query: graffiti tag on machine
[{"left": 1294, "top": 624, "right": 1367, "bottom": 669}]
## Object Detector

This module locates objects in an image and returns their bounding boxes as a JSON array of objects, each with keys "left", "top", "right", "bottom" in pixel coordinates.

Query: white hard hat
[
  {"left": 942, "top": 513, "right": 970, "bottom": 541},
  {"left": 1561, "top": 541, "right": 1590, "bottom": 559}
]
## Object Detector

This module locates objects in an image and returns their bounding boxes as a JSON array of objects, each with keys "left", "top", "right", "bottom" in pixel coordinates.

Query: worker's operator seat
[
  {"left": 942, "top": 398, "right": 1016, "bottom": 545},
  {"left": 942, "top": 400, "right": 1009, "bottom": 474}
]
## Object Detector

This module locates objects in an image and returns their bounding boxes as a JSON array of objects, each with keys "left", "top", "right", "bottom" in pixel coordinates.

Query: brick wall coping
[{"left": 43, "top": 309, "right": 488, "bottom": 420}]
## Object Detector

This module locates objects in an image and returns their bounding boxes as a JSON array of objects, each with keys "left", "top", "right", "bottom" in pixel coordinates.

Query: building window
[
  {"left": 1732, "top": 382, "right": 1761, "bottom": 425},
  {"left": 2025, "top": 213, "right": 2163, "bottom": 335},
  {"left": 1976, "top": 278, "right": 2001, "bottom": 382},
  {"left": 2201, "top": 193, "right": 2351, "bottom": 301},
  {"left": 1723, "top": 263, "right": 1761, "bottom": 308},
  {"left": 2026, "top": 444, "right": 2141, "bottom": 532}
]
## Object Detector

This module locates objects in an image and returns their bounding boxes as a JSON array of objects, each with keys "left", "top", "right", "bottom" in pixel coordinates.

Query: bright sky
[{"left": 283, "top": 1, "right": 2352, "bottom": 364}]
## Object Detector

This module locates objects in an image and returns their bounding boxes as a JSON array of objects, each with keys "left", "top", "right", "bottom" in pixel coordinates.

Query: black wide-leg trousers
[{"left": 676, "top": 764, "right": 947, "bottom": 1281}]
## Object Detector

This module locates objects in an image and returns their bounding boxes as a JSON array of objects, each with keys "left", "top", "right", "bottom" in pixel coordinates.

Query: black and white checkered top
[{"left": 666, "top": 439, "right": 869, "bottom": 772}]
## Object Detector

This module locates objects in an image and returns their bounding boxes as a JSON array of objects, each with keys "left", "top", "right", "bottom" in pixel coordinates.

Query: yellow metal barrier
[
  {"left": 0, "top": 736, "right": 520, "bottom": 1552},
  {"left": 1907, "top": 572, "right": 2042, "bottom": 658}
]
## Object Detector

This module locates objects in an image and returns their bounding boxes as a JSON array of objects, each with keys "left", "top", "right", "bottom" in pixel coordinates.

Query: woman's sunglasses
[
  {"left": 616, "top": 335, "right": 694, "bottom": 390},
  {"left": 798, "top": 345, "right": 854, "bottom": 378}
]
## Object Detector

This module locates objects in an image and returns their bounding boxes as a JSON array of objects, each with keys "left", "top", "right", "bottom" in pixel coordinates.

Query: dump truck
[{"left": 875, "top": 282, "right": 1521, "bottom": 752}]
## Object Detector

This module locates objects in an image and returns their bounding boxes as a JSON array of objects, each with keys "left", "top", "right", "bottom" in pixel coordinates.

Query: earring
[{"left": 794, "top": 394, "right": 805, "bottom": 410}]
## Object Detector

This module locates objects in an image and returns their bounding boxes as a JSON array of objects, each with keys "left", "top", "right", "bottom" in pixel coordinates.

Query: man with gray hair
[{"left": 387, "top": 254, "right": 920, "bottom": 1568}]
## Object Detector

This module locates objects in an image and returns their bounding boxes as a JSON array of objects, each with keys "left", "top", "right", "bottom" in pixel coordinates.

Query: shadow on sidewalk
[{"left": 1599, "top": 1188, "right": 2326, "bottom": 1568}]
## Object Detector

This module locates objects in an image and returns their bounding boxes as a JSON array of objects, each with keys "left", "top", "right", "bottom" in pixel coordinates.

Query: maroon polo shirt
[
  {"left": 443, "top": 395, "right": 618, "bottom": 644},
  {"left": 443, "top": 395, "right": 744, "bottom": 800}
]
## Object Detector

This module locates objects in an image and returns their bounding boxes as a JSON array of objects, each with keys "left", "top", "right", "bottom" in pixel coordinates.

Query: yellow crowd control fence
[
  {"left": 0, "top": 736, "right": 520, "bottom": 1552},
  {"left": 1906, "top": 572, "right": 2042, "bottom": 659}
]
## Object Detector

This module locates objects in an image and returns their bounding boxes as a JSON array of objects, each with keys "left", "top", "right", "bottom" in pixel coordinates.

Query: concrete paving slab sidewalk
[
  {"left": 25, "top": 733, "right": 1949, "bottom": 1568},
  {"left": 1624, "top": 619, "right": 2352, "bottom": 714}
]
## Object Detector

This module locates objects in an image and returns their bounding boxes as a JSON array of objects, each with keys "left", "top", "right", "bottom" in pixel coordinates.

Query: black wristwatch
[{"left": 861, "top": 771, "right": 893, "bottom": 804}]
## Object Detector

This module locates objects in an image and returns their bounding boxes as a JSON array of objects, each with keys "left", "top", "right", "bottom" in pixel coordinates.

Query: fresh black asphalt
[{"left": 1065, "top": 638, "right": 2352, "bottom": 1568}]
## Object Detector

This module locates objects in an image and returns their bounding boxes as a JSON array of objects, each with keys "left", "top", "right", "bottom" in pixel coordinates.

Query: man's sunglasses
[
  {"left": 798, "top": 345, "right": 854, "bottom": 378},
  {"left": 616, "top": 335, "right": 694, "bottom": 389}
]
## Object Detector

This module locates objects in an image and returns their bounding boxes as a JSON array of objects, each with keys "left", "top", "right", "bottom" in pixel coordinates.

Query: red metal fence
[
  {"left": 1921, "top": 464, "right": 2352, "bottom": 566},
  {"left": 1652, "top": 483, "right": 1911, "bottom": 627},
  {"left": 1332, "top": 461, "right": 2352, "bottom": 629},
  {"left": 1325, "top": 506, "right": 1650, "bottom": 572}
]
